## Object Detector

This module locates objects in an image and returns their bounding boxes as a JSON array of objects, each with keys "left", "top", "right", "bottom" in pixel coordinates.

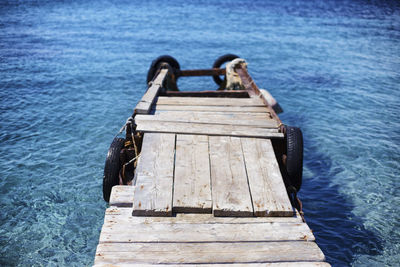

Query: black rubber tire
[
  {"left": 285, "top": 126, "right": 303, "bottom": 192},
  {"left": 212, "top": 54, "right": 240, "bottom": 85},
  {"left": 146, "top": 55, "right": 180, "bottom": 84},
  {"left": 103, "top": 137, "right": 125, "bottom": 202}
]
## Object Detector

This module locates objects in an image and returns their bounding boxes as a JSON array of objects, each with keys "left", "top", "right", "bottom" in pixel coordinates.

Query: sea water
[{"left": 0, "top": 0, "right": 399, "bottom": 266}]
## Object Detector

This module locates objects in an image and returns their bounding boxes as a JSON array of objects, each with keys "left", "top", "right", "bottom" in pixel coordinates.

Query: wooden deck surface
[
  {"left": 96, "top": 186, "right": 328, "bottom": 266},
  {"left": 95, "top": 92, "right": 329, "bottom": 266},
  {"left": 131, "top": 132, "right": 291, "bottom": 217}
]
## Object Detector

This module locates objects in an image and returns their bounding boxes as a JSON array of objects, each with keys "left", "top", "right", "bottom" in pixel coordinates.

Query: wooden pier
[{"left": 95, "top": 59, "right": 330, "bottom": 266}]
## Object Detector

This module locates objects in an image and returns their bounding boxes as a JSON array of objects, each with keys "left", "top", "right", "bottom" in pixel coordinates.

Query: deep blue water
[{"left": 0, "top": 0, "right": 399, "bottom": 266}]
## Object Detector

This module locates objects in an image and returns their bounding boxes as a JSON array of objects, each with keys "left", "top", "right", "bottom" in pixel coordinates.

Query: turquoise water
[{"left": 0, "top": 0, "right": 399, "bottom": 266}]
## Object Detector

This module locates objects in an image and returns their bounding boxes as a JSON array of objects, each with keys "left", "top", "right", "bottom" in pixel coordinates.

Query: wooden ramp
[{"left": 95, "top": 92, "right": 329, "bottom": 266}]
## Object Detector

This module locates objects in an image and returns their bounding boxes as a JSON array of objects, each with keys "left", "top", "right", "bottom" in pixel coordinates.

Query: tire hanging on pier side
[
  {"left": 103, "top": 137, "right": 125, "bottom": 202},
  {"left": 146, "top": 55, "right": 181, "bottom": 84},
  {"left": 212, "top": 53, "right": 239, "bottom": 85},
  {"left": 284, "top": 126, "right": 303, "bottom": 192}
]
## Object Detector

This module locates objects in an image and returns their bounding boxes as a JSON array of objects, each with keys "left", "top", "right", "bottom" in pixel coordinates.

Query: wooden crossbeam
[
  {"left": 135, "top": 120, "right": 284, "bottom": 139},
  {"left": 135, "top": 113, "right": 278, "bottom": 128},
  {"left": 154, "top": 104, "right": 270, "bottom": 113},
  {"left": 163, "top": 90, "right": 249, "bottom": 98},
  {"left": 95, "top": 242, "right": 324, "bottom": 265},
  {"left": 156, "top": 96, "right": 264, "bottom": 106},
  {"left": 99, "top": 220, "right": 315, "bottom": 243}
]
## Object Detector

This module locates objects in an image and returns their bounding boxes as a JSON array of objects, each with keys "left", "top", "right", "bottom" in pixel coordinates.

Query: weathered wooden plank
[
  {"left": 134, "top": 69, "right": 168, "bottom": 114},
  {"left": 153, "top": 110, "right": 272, "bottom": 120},
  {"left": 241, "top": 138, "right": 293, "bottom": 217},
  {"left": 154, "top": 104, "right": 270, "bottom": 113},
  {"left": 95, "top": 241, "right": 325, "bottom": 264},
  {"left": 94, "top": 263, "right": 331, "bottom": 267},
  {"left": 208, "top": 136, "right": 253, "bottom": 216},
  {"left": 236, "top": 66, "right": 283, "bottom": 125},
  {"left": 99, "top": 220, "right": 315, "bottom": 243},
  {"left": 105, "top": 207, "right": 303, "bottom": 223},
  {"left": 173, "top": 135, "right": 212, "bottom": 213},
  {"left": 163, "top": 90, "right": 249, "bottom": 98},
  {"left": 132, "top": 133, "right": 175, "bottom": 216},
  {"left": 135, "top": 114, "right": 278, "bottom": 128},
  {"left": 156, "top": 96, "right": 265, "bottom": 106},
  {"left": 109, "top": 186, "right": 134, "bottom": 207},
  {"left": 135, "top": 121, "right": 284, "bottom": 139}
]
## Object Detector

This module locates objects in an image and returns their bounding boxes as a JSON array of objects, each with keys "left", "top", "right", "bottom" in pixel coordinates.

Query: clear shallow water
[{"left": 0, "top": 0, "right": 399, "bottom": 266}]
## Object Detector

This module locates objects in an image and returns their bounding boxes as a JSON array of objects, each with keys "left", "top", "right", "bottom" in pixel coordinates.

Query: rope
[
  {"left": 117, "top": 116, "right": 141, "bottom": 185},
  {"left": 295, "top": 195, "right": 306, "bottom": 223},
  {"left": 114, "top": 116, "right": 138, "bottom": 154},
  {"left": 129, "top": 121, "right": 138, "bottom": 156},
  {"left": 114, "top": 116, "right": 133, "bottom": 139},
  {"left": 120, "top": 152, "right": 141, "bottom": 184},
  {"left": 124, "top": 152, "right": 141, "bottom": 168},
  {"left": 287, "top": 185, "right": 306, "bottom": 223}
]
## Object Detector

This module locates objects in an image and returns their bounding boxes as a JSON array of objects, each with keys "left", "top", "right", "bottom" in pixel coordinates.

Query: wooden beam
[
  {"left": 104, "top": 207, "right": 303, "bottom": 224},
  {"left": 154, "top": 104, "right": 270, "bottom": 113},
  {"left": 209, "top": 136, "right": 253, "bottom": 216},
  {"left": 95, "top": 242, "right": 325, "bottom": 265},
  {"left": 178, "top": 68, "right": 225, "bottom": 77},
  {"left": 134, "top": 68, "right": 168, "bottom": 115},
  {"left": 153, "top": 110, "right": 271, "bottom": 119},
  {"left": 99, "top": 221, "right": 316, "bottom": 243},
  {"left": 241, "top": 138, "right": 293, "bottom": 216},
  {"left": 109, "top": 186, "right": 134, "bottom": 207},
  {"left": 135, "top": 114, "right": 278, "bottom": 128},
  {"left": 156, "top": 96, "right": 264, "bottom": 106},
  {"left": 163, "top": 90, "right": 249, "bottom": 98},
  {"left": 173, "top": 135, "right": 212, "bottom": 213},
  {"left": 132, "top": 133, "right": 175, "bottom": 216},
  {"left": 135, "top": 120, "right": 284, "bottom": 139},
  {"left": 95, "top": 263, "right": 331, "bottom": 267},
  {"left": 235, "top": 66, "right": 283, "bottom": 126}
]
